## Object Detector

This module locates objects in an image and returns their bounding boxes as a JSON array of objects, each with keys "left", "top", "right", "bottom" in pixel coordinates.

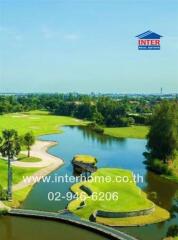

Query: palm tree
[
  {"left": 0, "top": 129, "right": 21, "bottom": 200},
  {"left": 23, "top": 132, "right": 35, "bottom": 157}
]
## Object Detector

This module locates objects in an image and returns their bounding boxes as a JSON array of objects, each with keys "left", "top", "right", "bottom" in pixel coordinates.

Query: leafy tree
[
  {"left": 23, "top": 132, "right": 35, "bottom": 157},
  {"left": 0, "top": 129, "right": 21, "bottom": 200},
  {"left": 75, "top": 102, "right": 96, "bottom": 120},
  {"left": 146, "top": 101, "right": 178, "bottom": 163},
  {"left": 117, "top": 117, "right": 135, "bottom": 127},
  {"left": 93, "top": 112, "right": 104, "bottom": 125}
]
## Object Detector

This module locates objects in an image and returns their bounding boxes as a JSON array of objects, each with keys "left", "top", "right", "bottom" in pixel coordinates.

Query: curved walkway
[
  {"left": 12, "top": 141, "right": 64, "bottom": 191},
  {"left": 9, "top": 208, "right": 138, "bottom": 240}
]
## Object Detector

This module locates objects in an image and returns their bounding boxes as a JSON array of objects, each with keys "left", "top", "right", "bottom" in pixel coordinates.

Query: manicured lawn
[
  {"left": 0, "top": 110, "right": 85, "bottom": 136},
  {"left": 18, "top": 154, "right": 41, "bottom": 163},
  {"left": 104, "top": 125, "right": 149, "bottom": 139},
  {"left": 73, "top": 155, "right": 97, "bottom": 164},
  {"left": 4, "top": 185, "right": 33, "bottom": 208},
  {"left": 68, "top": 168, "right": 153, "bottom": 217},
  {"left": 68, "top": 168, "right": 170, "bottom": 226},
  {"left": 0, "top": 159, "right": 39, "bottom": 188}
]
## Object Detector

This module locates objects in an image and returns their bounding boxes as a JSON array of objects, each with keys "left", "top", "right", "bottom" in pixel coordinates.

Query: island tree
[
  {"left": 23, "top": 132, "right": 35, "bottom": 157},
  {"left": 0, "top": 129, "right": 21, "bottom": 200},
  {"left": 146, "top": 100, "right": 178, "bottom": 163}
]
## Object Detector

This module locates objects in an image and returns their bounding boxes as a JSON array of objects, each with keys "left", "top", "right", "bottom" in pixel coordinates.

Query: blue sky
[{"left": 0, "top": 0, "right": 178, "bottom": 93}]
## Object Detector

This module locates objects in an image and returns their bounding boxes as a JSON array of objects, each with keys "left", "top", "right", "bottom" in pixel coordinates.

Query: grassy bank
[
  {"left": 0, "top": 110, "right": 84, "bottom": 136},
  {"left": 0, "top": 158, "right": 40, "bottom": 208},
  {"left": 104, "top": 125, "right": 149, "bottom": 139},
  {"left": 0, "top": 159, "right": 39, "bottom": 188},
  {"left": 5, "top": 186, "right": 33, "bottom": 208},
  {"left": 68, "top": 168, "right": 169, "bottom": 226}
]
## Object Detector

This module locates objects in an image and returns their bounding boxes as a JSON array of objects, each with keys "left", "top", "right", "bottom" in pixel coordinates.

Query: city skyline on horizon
[{"left": 0, "top": 88, "right": 177, "bottom": 95}]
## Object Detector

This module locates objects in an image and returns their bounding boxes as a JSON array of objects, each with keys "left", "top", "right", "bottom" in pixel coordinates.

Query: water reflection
[
  {"left": 0, "top": 216, "right": 13, "bottom": 239},
  {"left": 144, "top": 171, "right": 178, "bottom": 210},
  {"left": 71, "top": 126, "right": 126, "bottom": 146},
  {"left": 0, "top": 216, "right": 107, "bottom": 240}
]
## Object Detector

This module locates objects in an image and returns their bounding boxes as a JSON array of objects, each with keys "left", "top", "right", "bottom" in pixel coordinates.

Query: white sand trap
[{"left": 12, "top": 140, "right": 63, "bottom": 168}]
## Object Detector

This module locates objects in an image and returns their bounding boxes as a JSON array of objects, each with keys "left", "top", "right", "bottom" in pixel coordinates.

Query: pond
[{"left": 1, "top": 126, "right": 178, "bottom": 240}]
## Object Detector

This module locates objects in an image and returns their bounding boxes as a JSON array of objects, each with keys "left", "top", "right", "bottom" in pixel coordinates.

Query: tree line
[{"left": 0, "top": 94, "right": 158, "bottom": 127}]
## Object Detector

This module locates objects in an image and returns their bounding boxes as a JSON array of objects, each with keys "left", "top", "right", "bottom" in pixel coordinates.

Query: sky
[{"left": 0, "top": 0, "right": 178, "bottom": 94}]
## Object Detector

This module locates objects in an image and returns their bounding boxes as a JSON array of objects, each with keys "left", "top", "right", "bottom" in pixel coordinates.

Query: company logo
[{"left": 136, "top": 30, "right": 163, "bottom": 50}]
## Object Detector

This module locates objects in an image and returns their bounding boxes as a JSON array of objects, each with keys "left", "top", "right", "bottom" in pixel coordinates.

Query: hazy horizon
[{"left": 0, "top": 90, "right": 177, "bottom": 95}]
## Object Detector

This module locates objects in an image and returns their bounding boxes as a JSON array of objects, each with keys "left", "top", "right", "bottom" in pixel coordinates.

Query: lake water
[{"left": 1, "top": 126, "right": 178, "bottom": 240}]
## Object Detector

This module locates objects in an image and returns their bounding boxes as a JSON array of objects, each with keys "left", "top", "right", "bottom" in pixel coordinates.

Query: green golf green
[
  {"left": 68, "top": 168, "right": 170, "bottom": 226},
  {"left": 73, "top": 155, "right": 97, "bottom": 164}
]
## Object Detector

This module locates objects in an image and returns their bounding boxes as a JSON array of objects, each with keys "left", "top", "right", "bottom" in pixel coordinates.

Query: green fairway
[
  {"left": 0, "top": 110, "right": 84, "bottom": 136},
  {"left": 0, "top": 159, "right": 39, "bottom": 188},
  {"left": 68, "top": 169, "right": 152, "bottom": 216},
  {"left": 68, "top": 168, "right": 170, "bottom": 226},
  {"left": 104, "top": 126, "right": 149, "bottom": 139}
]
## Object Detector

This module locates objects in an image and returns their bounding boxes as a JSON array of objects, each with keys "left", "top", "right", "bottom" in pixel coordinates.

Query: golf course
[{"left": 0, "top": 110, "right": 178, "bottom": 240}]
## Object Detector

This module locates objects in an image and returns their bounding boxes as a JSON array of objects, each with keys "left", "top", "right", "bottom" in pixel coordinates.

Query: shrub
[
  {"left": 117, "top": 117, "right": 134, "bottom": 127},
  {"left": 0, "top": 209, "right": 8, "bottom": 216},
  {"left": 87, "top": 122, "right": 104, "bottom": 134},
  {"left": 130, "top": 115, "right": 151, "bottom": 125},
  {"left": 0, "top": 185, "right": 8, "bottom": 200},
  {"left": 146, "top": 158, "right": 173, "bottom": 175},
  {"left": 167, "top": 225, "right": 178, "bottom": 237},
  {"left": 148, "top": 191, "right": 157, "bottom": 201}
]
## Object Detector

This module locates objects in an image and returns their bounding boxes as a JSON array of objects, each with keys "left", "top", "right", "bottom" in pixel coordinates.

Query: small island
[{"left": 72, "top": 155, "right": 97, "bottom": 174}]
